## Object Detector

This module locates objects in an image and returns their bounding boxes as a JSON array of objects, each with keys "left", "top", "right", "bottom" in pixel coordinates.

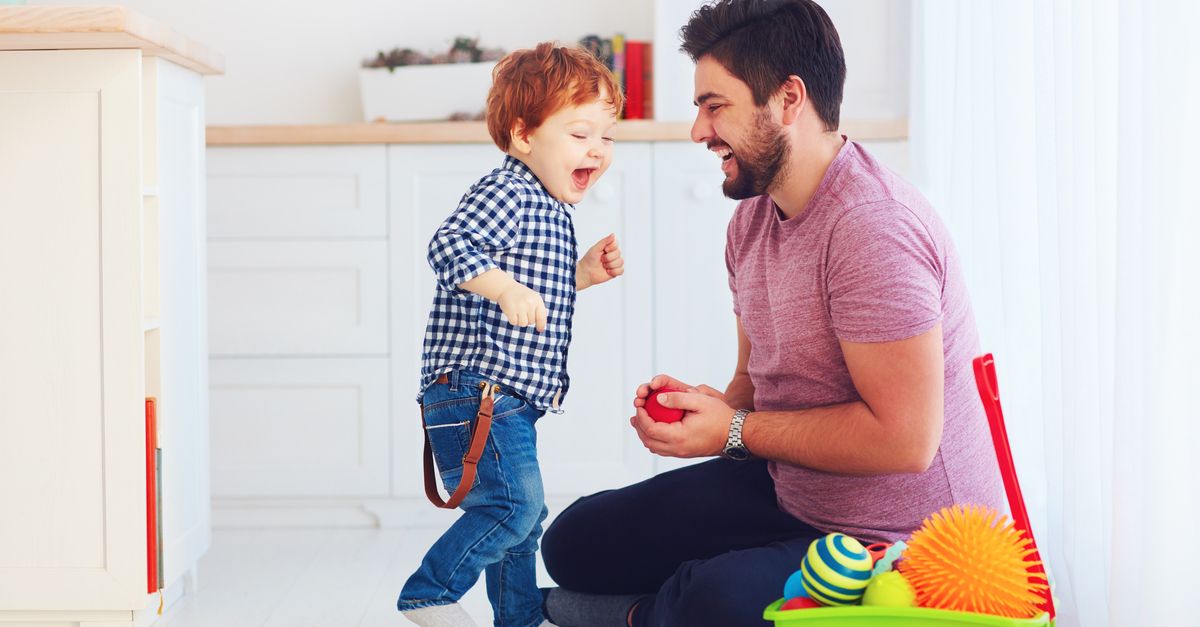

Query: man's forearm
[{"left": 741, "top": 402, "right": 937, "bottom": 475}]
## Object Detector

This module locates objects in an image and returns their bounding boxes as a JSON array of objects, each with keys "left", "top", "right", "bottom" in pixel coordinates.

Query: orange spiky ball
[{"left": 898, "top": 504, "right": 1049, "bottom": 618}]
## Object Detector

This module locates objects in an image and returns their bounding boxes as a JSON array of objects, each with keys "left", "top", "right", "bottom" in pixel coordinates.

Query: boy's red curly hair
[{"left": 486, "top": 42, "right": 624, "bottom": 152}]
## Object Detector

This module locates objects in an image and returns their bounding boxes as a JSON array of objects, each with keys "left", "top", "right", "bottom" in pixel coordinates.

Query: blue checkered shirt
[{"left": 419, "top": 156, "right": 577, "bottom": 412}]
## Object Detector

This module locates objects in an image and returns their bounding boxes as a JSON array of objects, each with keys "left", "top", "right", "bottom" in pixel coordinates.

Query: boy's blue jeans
[{"left": 398, "top": 370, "right": 548, "bottom": 627}]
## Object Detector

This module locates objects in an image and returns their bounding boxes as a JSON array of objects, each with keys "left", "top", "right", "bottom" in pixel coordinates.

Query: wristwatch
[{"left": 721, "top": 409, "right": 752, "bottom": 461}]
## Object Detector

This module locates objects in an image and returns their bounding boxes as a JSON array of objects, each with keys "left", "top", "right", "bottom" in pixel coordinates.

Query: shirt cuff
[{"left": 438, "top": 249, "right": 500, "bottom": 295}]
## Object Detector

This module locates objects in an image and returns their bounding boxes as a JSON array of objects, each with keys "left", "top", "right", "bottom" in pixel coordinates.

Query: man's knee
[{"left": 541, "top": 492, "right": 613, "bottom": 589}]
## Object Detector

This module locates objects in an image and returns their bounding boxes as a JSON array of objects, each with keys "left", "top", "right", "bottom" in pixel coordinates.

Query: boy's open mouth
[{"left": 572, "top": 168, "right": 595, "bottom": 189}]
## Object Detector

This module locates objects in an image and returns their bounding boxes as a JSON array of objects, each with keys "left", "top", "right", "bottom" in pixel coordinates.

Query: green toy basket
[
  {"left": 764, "top": 355, "right": 1057, "bottom": 626},
  {"left": 763, "top": 600, "right": 1053, "bottom": 626}
]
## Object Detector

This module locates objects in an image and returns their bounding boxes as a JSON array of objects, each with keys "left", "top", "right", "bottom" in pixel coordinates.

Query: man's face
[{"left": 690, "top": 56, "right": 790, "bottom": 200}]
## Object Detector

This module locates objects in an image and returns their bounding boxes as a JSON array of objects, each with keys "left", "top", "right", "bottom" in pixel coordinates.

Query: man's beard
[{"left": 721, "top": 109, "right": 790, "bottom": 200}]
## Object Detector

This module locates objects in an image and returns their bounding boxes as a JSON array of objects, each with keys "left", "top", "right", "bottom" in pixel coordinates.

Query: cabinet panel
[
  {"left": 207, "top": 146, "right": 388, "bottom": 239},
  {"left": 0, "top": 49, "right": 144, "bottom": 609},
  {"left": 209, "top": 357, "right": 390, "bottom": 497},
  {"left": 387, "top": 144, "right": 656, "bottom": 501},
  {"left": 208, "top": 241, "right": 389, "bottom": 356},
  {"left": 150, "top": 57, "right": 212, "bottom": 586}
]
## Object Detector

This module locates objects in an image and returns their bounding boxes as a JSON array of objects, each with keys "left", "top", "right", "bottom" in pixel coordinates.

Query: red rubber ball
[
  {"left": 645, "top": 388, "right": 685, "bottom": 423},
  {"left": 780, "top": 597, "right": 821, "bottom": 611}
]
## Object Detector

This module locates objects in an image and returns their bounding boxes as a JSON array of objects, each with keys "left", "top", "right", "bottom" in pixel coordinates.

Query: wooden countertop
[
  {"left": 0, "top": 5, "right": 223, "bottom": 75},
  {"left": 206, "top": 118, "right": 909, "bottom": 146}
]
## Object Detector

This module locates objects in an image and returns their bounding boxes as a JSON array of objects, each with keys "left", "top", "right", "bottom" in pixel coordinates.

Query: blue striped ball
[{"left": 800, "top": 533, "right": 874, "bottom": 606}]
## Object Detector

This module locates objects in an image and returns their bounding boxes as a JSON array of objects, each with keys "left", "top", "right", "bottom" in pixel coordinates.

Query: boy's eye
[
  {"left": 602, "top": 137, "right": 615, "bottom": 144},
  {"left": 572, "top": 134, "right": 587, "bottom": 140}
]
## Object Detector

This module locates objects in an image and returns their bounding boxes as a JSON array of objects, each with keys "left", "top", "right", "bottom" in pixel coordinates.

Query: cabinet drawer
[
  {"left": 209, "top": 357, "right": 390, "bottom": 497},
  {"left": 208, "top": 241, "right": 388, "bottom": 355},
  {"left": 207, "top": 146, "right": 387, "bottom": 239}
]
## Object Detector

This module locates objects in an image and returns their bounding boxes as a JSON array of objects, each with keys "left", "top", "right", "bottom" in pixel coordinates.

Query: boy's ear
[
  {"left": 778, "top": 75, "right": 807, "bottom": 126},
  {"left": 509, "top": 119, "right": 532, "bottom": 154}
]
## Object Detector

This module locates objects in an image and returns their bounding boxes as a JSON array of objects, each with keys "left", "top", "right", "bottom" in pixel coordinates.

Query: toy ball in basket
[{"left": 766, "top": 507, "right": 1052, "bottom": 626}]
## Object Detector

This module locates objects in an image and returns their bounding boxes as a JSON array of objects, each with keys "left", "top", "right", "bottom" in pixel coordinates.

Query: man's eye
[{"left": 708, "top": 104, "right": 723, "bottom": 112}]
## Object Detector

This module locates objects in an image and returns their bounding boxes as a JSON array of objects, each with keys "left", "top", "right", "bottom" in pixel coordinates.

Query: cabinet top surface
[
  {"left": 0, "top": 5, "right": 223, "bottom": 75},
  {"left": 205, "top": 119, "right": 908, "bottom": 146}
]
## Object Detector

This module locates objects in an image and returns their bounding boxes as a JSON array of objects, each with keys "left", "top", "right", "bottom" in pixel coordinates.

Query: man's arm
[
  {"left": 740, "top": 324, "right": 944, "bottom": 474},
  {"left": 633, "top": 323, "right": 944, "bottom": 475},
  {"left": 723, "top": 316, "right": 755, "bottom": 410}
]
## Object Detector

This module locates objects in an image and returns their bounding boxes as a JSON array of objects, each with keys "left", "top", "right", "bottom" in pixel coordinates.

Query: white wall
[
  {"left": 39, "top": 0, "right": 653, "bottom": 124},
  {"left": 37, "top": 0, "right": 906, "bottom": 126},
  {"left": 655, "top": 0, "right": 910, "bottom": 122}
]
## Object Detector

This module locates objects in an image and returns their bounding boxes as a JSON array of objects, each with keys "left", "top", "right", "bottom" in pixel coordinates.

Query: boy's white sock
[{"left": 401, "top": 603, "right": 478, "bottom": 627}]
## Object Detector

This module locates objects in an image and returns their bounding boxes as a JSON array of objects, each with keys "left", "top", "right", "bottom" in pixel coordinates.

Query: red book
[
  {"left": 145, "top": 397, "right": 158, "bottom": 594},
  {"left": 642, "top": 42, "right": 654, "bottom": 120},
  {"left": 624, "top": 41, "right": 644, "bottom": 119}
]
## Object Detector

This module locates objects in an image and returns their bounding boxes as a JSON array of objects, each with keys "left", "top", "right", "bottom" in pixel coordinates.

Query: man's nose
[{"left": 690, "top": 113, "right": 711, "bottom": 144}]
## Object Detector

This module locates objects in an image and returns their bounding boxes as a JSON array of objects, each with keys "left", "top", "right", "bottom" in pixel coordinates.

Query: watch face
[{"left": 723, "top": 445, "right": 750, "bottom": 461}]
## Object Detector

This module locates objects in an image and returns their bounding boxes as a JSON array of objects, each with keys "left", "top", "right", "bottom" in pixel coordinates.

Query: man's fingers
[
  {"left": 655, "top": 391, "right": 707, "bottom": 412},
  {"left": 693, "top": 384, "right": 725, "bottom": 400},
  {"left": 650, "top": 374, "right": 690, "bottom": 391},
  {"left": 630, "top": 410, "right": 676, "bottom": 453}
]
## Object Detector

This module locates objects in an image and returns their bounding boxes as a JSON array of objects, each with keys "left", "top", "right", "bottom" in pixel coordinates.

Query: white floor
[{"left": 159, "top": 527, "right": 549, "bottom": 627}]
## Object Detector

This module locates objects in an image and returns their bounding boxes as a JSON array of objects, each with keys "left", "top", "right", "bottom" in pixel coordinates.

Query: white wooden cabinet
[
  {"left": 0, "top": 10, "right": 220, "bottom": 623},
  {"left": 209, "top": 357, "right": 390, "bottom": 497}
]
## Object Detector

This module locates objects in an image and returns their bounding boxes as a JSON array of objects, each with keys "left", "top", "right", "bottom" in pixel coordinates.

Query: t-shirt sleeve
[
  {"left": 427, "top": 178, "right": 524, "bottom": 296},
  {"left": 826, "top": 200, "right": 944, "bottom": 343}
]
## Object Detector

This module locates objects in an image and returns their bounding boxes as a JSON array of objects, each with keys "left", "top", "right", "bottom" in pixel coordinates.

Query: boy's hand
[
  {"left": 577, "top": 233, "right": 624, "bottom": 290},
  {"left": 496, "top": 282, "right": 548, "bottom": 332}
]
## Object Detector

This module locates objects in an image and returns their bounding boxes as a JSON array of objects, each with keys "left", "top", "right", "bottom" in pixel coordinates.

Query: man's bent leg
[
  {"left": 542, "top": 458, "right": 815, "bottom": 595},
  {"left": 632, "top": 537, "right": 817, "bottom": 627}
]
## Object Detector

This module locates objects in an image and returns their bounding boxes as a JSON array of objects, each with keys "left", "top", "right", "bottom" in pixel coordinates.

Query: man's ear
[
  {"left": 510, "top": 119, "right": 532, "bottom": 154},
  {"left": 778, "top": 75, "right": 807, "bottom": 126}
]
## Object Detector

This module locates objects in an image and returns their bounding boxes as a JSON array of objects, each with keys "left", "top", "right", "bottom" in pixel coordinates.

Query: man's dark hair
[{"left": 680, "top": 0, "right": 846, "bottom": 131}]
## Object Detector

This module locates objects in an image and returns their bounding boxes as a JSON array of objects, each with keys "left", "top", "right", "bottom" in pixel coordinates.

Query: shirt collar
[
  {"left": 502, "top": 155, "right": 539, "bottom": 184},
  {"left": 501, "top": 155, "right": 573, "bottom": 210}
]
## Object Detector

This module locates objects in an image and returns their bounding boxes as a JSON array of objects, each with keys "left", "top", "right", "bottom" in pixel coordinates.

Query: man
[{"left": 540, "top": 1, "right": 1005, "bottom": 625}]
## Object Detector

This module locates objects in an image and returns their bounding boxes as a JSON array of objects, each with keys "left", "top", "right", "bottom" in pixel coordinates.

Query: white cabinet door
[
  {"left": 651, "top": 142, "right": 741, "bottom": 474},
  {"left": 0, "top": 49, "right": 145, "bottom": 609},
  {"left": 207, "top": 146, "right": 388, "bottom": 239},
  {"left": 387, "top": 144, "right": 656, "bottom": 501},
  {"left": 209, "top": 357, "right": 391, "bottom": 497},
  {"left": 208, "top": 241, "right": 389, "bottom": 356},
  {"left": 148, "top": 57, "right": 212, "bottom": 588}
]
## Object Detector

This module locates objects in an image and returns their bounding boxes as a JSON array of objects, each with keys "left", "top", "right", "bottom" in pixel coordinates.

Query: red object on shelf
[
  {"left": 972, "top": 354, "right": 1056, "bottom": 620},
  {"left": 145, "top": 397, "right": 158, "bottom": 594},
  {"left": 624, "top": 41, "right": 644, "bottom": 119},
  {"left": 645, "top": 387, "right": 685, "bottom": 423}
]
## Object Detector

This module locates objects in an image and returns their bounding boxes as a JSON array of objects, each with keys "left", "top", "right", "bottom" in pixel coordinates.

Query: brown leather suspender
[{"left": 422, "top": 379, "right": 497, "bottom": 509}]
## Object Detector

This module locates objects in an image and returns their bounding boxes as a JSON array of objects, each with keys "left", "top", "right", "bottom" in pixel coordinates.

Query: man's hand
[
  {"left": 630, "top": 374, "right": 735, "bottom": 458},
  {"left": 496, "top": 282, "right": 548, "bottom": 332},
  {"left": 577, "top": 233, "right": 624, "bottom": 290}
]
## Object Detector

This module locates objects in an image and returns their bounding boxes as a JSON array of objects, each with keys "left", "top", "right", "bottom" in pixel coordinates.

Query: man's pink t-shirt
[{"left": 725, "top": 139, "right": 1005, "bottom": 543}]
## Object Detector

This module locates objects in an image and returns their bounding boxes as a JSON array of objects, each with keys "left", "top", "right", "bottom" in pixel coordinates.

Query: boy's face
[
  {"left": 690, "top": 56, "right": 790, "bottom": 199},
  {"left": 514, "top": 90, "right": 617, "bottom": 205}
]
